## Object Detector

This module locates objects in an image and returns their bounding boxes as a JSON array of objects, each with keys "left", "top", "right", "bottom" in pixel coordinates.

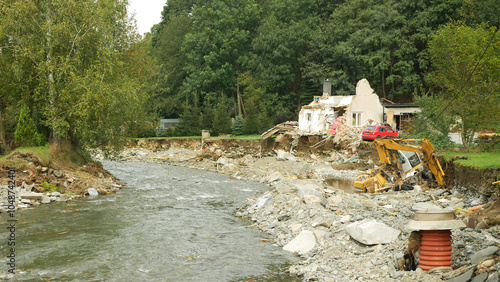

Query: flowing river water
[{"left": 1, "top": 161, "right": 297, "bottom": 281}]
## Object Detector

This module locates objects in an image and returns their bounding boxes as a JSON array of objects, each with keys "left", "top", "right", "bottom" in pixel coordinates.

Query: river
[{"left": 1, "top": 161, "right": 297, "bottom": 281}]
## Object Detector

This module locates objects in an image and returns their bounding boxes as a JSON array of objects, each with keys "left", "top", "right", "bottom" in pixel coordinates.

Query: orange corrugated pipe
[{"left": 418, "top": 230, "right": 453, "bottom": 271}]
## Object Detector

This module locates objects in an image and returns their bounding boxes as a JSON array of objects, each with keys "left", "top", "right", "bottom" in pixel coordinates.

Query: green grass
[
  {"left": 440, "top": 151, "right": 500, "bottom": 169},
  {"left": 233, "top": 135, "right": 262, "bottom": 140},
  {"left": 0, "top": 146, "right": 51, "bottom": 167}
]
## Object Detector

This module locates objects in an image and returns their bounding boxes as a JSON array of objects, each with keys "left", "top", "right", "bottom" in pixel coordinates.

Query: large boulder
[
  {"left": 346, "top": 219, "right": 400, "bottom": 245},
  {"left": 283, "top": 230, "right": 317, "bottom": 255}
]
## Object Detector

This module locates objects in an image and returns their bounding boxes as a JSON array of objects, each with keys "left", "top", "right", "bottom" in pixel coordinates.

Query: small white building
[{"left": 298, "top": 79, "right": 384, "bottom": 134}]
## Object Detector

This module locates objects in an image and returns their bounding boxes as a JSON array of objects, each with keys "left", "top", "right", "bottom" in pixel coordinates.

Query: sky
[{"left": 128, "top": 0, "right": 166, "bottom": 35}]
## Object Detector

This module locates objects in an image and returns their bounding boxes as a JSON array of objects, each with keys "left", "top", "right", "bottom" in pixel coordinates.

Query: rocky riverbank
[
  {"left": 0, "top": 150, "right": 123, "bottom": 212},
  {"left": 106, "top": 143, "right": 500, "bottom": 282}
]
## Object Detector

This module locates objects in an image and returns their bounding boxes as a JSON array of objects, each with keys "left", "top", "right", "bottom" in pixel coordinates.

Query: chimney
[{"left": 323, "top": 79, "right": 331, "bottom": 96}]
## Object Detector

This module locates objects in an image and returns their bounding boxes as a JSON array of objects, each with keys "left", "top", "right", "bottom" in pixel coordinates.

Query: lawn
[{"left": 440, "top": 151, "right": 500, "bottom": 170}]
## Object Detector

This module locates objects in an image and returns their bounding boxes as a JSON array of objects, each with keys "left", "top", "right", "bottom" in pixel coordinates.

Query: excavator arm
[
  {"left": 354, "top": 138, "right": 445, "bottom": 192},
  {"left": 374, "top": 138, "right": 445, "bottom": 185}
]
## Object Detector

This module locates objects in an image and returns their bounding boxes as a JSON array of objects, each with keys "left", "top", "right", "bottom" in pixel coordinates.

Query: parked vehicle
[{"left": 362, "top": 125, "right": 400, "bottom": 141}]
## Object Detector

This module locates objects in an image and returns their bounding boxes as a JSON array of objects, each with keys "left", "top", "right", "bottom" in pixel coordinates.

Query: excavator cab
[{"left": 354, "top": 138, "right": 445, "bottom": 192}]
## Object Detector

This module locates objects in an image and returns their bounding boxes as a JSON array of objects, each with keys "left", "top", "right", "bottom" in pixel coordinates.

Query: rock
[
  {"left": 294, "top": 181, "right": 323, "bottom": 199},
  {"left": 276, "top": 150, "right": 296, "bottom": 161},
  {"left": 488, "top": 271, "right": 499, "bottom": 282},
  {"left": 275, "top": 183, "right": 297, "bottom": 194},
  {"left": 20, "top": 199, "right": 32, "bottom": 204},
  {"left": 283, "top": 230, "right": 317, "bottom": 255},
  {"left": 391, "top": 271, "right": 406, "bottom": 279},
  {"left": 22, "top": 181, "right": 35, "bottom": 192},
  {"left": 217, "top": 157, "right": 231, "bottom": 166},
  {"left": 41, "top": 167, "right": 48, "bottom": 173},
  {"left": 18, "top": 191, "right": 43, "bottom": 200},
  {"left": 411, "top": 202, "right": 443, "bottom": 211},
  {"left": 87, "top": 188, "right": 99, "bottom": 196},
  {"left": 303, "top": 195, "right": 322, "bottom": 205},
  {"left": 51, "top": 192, "right": 61, "bottom": 197},
  {"left": 52, "top": 170, "right": 64, "bottom": 178},
  {"left": 472, "top": 272, "right": 489, "bottom": 282},
  {"left": 252, "top": 193, "right": 273, "bottom": 209},
  {"left": 446, "top": 266, "right": 475, "bottom": 282},
  {"left": 345, "top": 219, "right": 401, "bottom": 245},
  {"left": 41, "top": 196, "right": 51, "bottom": 204},
  {"left": 471, "top": 246, "right": 500, "bottom": 265}
]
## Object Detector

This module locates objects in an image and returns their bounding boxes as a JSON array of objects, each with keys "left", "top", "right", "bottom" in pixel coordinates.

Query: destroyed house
[
  {"left": 298, "top": 79, "right": 384, "bottom": 134},
  {"left": 381, "top": 99, "right": 420, "bottom": 132}
]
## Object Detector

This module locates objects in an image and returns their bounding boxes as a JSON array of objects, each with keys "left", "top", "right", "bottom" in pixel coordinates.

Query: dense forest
[
  {"left": 150, "top": 0, "right": 499, "bottom": 143},
  {"left": 0, "top": 0, "right": 498, "bottom": 153}
]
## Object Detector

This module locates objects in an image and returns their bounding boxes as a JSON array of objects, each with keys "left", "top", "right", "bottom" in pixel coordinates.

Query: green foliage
[
  {"left": 175, "top": 98, "right": 202, "bottom": 136},
  {"left": 242, "top": 99, "right": 261, "bottom": 135},
  {"left": 1, "top": 0, "right": 152, "bottom": 153},
  {"left": 408, "top": 94, "right": 455, "bottom": 150},
  {"left": 212, "top": 95, "right": 232, "bottom": 135},
  {"left": 41, "top": 181, "right": 59, "bottom": 192},
  {"left": 14, "top": 106, "right": 46, "bottom": 147},
  {"left": 426, "top": 22, "right": 500, "bottom": 149},
  {"left": 232, "top": 116, "right": 244, "bottom": 136}
]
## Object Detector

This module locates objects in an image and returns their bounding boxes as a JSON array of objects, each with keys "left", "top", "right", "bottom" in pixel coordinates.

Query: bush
[
  {"left": 14, "top": 106, "right": 46, "bottom": 147},
  {"left": 232, "top": 116, "right": 244, "bottom": 136}
]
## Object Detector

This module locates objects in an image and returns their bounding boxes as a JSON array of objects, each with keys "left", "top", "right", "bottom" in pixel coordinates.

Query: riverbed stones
[
  {"left": 471, "top": 246, "right": 500, "bottom": 265},
  {"left": 41, "top": 195, "right": 51, "bottom": 204},
  {"left": 87, "top": 188, "right": 99, "bottom": 196},
  {"left": 345, "top": 219, "right": 400, "bottom": 245},
  {"left": 283, "top": 230, "right": 316, "bottom": 255},
  {"left": 18, "top": 191, "right": 43, "bottom": 200},
  {"left": 52, "top": 169, "right": 64, "bottom": 178}
]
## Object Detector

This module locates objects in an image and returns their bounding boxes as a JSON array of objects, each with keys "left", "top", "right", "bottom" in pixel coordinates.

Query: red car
[{"left": 362, "top": 125, "right": 400, "bottom": 141}]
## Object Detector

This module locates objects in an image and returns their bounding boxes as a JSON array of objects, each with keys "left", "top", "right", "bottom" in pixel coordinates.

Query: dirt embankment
[{"left": 0, "top": 148, "right": 122, "bottom": 211}]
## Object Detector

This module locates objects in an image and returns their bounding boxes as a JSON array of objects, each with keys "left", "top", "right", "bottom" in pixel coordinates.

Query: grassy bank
[{"left": 440, "top": 151, "right": 500, "bottom": 170}]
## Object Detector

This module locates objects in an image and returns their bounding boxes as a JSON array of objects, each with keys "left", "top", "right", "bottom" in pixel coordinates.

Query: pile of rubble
[{"left": 118, "top": 146, "right": 500, "bottom": 281}]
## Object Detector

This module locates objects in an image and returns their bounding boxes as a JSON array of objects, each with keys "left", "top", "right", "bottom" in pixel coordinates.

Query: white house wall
[{"left": 348, "top": 79, "right": 384, "bottom": 126}]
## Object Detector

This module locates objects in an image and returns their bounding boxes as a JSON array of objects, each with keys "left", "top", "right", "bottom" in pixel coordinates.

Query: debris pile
[{"left": 117, "top": 143, "right": 500, "bottom": 281}]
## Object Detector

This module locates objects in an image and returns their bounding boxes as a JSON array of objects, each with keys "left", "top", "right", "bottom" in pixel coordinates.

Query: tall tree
[
  {"left": 181, "top": 0, "right": 261, "bottom": 110},
  {"left": 426, "top": 23, "right": 500, "bottom": 148},
  {"left": 149, "top": 0, "right": 196, "bottom": 118},
  {"left": 0, "top": 0, "right": 150, "bottom": 151}
]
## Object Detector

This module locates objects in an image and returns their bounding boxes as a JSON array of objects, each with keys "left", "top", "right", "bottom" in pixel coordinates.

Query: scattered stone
[
  {"left": 87, "top": 188, "right": 99, "bottom": 196},
  {"left": 283, "top": 230, "right": 316, "bottom": 255},
  {"left": 472, "top": 272, "right": 489, "bottom": 282},
  {"left": 253, "top": 193, "right": 273, "bottom": 209},
  {"left": 41, "top": 196, "right": 51, "bottom": 204},
  {"left": 345, "top": 219, "right": 400, "bottom": 245},
  {"left": 471, "top": 246, "right": 500, "bottom": 265},
  {"left": 18, "top": 191, "right": 43, "bottom": 200},
  {"left": 52, "top": 170, "right": 64, "bottom": 178}
]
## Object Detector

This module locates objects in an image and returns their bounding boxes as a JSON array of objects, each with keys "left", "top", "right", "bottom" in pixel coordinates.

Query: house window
[
  {"left": 352, "top": 112, "right": 362, "bottom": 127},
  {"left": 307, "top": 113, "right": 312, "bottom": 122}
]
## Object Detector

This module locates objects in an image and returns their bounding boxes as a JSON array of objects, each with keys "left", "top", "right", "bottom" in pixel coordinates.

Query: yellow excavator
[{"left": 354, "top": 138, "right": 446, "bottom": 193}]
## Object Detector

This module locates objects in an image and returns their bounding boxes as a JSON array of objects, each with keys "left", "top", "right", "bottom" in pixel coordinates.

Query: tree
[
  {"left": 14, "top": 106, "right": 45, "bottom": 147},
  {"left": 211, "top": 94, "right": 232, "bottom": 135},
  {"left": 426, "top": 23, "right": 500, "bottom": 148},
  {"left": 149, "top": 0, "right": 195, "bottom": 118},
  {"left": 0, "top": 0, "right": 151, "bottom": 153},
  {"left": 181, "top": 0, "right": 261, "bottom": 111},
  {"left": 232, "top": 115, "right": 244, "bottom": 136}
]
